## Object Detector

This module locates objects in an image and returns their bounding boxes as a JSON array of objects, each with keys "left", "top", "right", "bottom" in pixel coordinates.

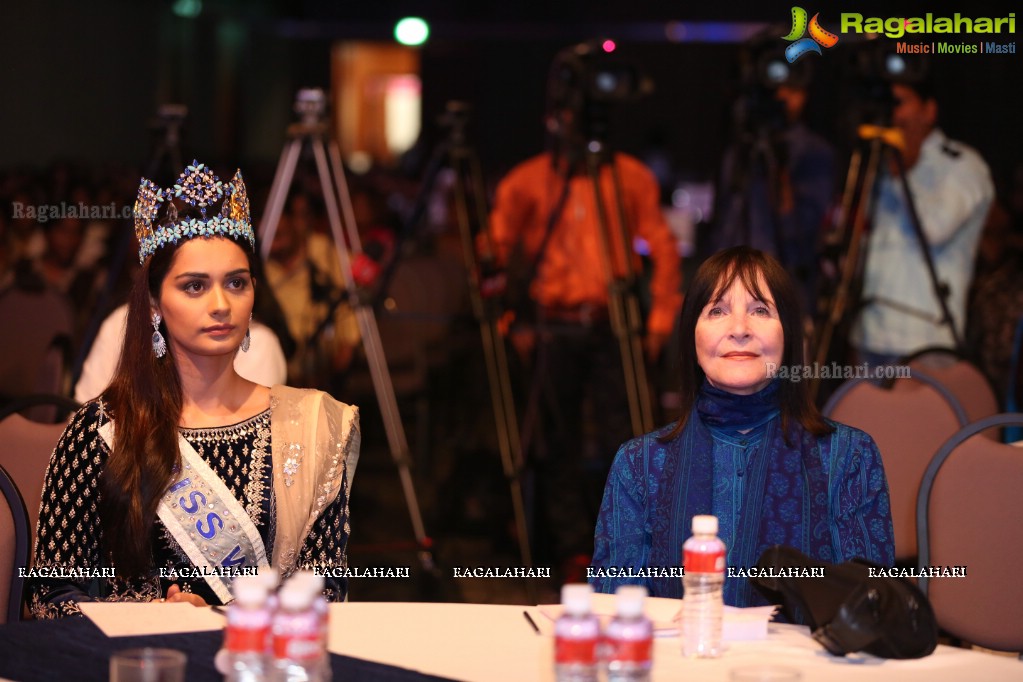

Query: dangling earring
[
  {"left": 240, "top": 313, "right": 252, "bottom": 353},
  {"left": 152, "top": 312, "right": 167, "bottom": 358}
]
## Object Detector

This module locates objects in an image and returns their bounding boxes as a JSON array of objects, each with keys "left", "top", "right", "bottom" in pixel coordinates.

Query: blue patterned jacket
[{"left": 590, "top": 415, "right": 895, "bottom": 607}]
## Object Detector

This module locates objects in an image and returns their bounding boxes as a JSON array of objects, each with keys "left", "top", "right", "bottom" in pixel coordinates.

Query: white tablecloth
[{"left": 327, "top": 601, "right": 1022, "bottom": 682}]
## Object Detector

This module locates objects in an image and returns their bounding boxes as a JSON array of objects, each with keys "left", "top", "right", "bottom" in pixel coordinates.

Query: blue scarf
[
  {"left": 652, "top": 380, "right": 832, "bottom": 606},
  {"left": 698, "top": 380, "right": 781, "bottom": 435}
]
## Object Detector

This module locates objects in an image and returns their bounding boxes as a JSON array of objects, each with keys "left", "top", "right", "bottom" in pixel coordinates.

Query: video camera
[
  {"left": 732, "top": 30, "right": 813, "bottom": 139},
  {"left": 151, "top": 104, "right": 188, "bottom": 129},
  {"left": 294, "top": 88, "right": 328, "bottom": 125},
  {"left": 546, "top": 41, "right": 653, "bottom": 144},
  {"left": 849, "top": 39, "right": 930, "bottom": 86},
  {"left": 841, "top": 39, "right": 931, "bottom": 125}
]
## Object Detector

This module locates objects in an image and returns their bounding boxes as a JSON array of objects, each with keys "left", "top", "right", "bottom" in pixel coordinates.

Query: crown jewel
[{"left": 133, "top": 160, "right": 254, "bottom": 263}]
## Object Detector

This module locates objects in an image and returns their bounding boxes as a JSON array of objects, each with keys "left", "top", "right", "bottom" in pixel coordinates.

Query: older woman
[
  {"left": 28, "top": 162, "right": 359, "bottom": 617},
  {"left": 591, "top": 246, "right": 894, "bottom": 606}
]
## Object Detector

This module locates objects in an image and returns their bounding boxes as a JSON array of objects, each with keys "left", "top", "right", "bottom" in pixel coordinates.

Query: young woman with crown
[{"left": 27, "top": 162, "right": 359, "bottom": 617}]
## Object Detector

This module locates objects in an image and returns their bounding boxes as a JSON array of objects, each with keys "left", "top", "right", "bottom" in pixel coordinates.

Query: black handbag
[{"left": 749, "top": 545, "right": 938, "bottom": 659}]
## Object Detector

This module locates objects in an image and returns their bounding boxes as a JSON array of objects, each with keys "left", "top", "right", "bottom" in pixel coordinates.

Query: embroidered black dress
[{"left": 28, "top": 400, "right": 349, "bottom": 618}]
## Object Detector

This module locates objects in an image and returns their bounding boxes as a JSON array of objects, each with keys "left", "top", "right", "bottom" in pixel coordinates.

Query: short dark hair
[
  {"left": 663, "top": 246, "right": 832, "bottom": 442},
  {"left": 893, "top": 70, "right": 937, "bottom": 104}
]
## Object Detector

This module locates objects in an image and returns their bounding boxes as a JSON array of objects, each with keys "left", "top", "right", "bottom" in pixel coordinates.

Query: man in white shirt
[{"left": 852, "top": 80, "right": 994, "bottom": 364}]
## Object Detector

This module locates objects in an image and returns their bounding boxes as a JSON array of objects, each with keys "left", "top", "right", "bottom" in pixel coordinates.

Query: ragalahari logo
[{"left": 782, "top": 7, "right": 839, "bottom": 62}]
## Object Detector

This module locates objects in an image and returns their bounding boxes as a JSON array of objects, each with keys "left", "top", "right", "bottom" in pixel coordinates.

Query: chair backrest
[
  {"left": 0, "top": 393, "right": 80, "bottom": 425},
  {"left": 1006, "top": 318, "right": 1023, "bottom": 442},
  {"left": 0, "top": 412, "right": 69, "bottom": 540},
  {"left": 0, "top": 288, "right": 74, "bottom": 400},
  {"left": 916, "top": 413, "right": 1023, "bottom": 652},
  {"left": 823, "top": 372, "right": 968, "bottom": 561},
  {"left": 903, "top": 347, "right": 1000, "bottom": 427},
  {"left": 0, "top": 463, "right": 30, "bottom": 624}
]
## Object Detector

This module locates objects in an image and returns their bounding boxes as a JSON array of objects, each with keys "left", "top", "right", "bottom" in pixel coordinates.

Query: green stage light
[
  {"left": 395, "top": 17, "right": 429, "bottom": 46},
  {"left": 172, "top": 0, "right": 201, "bottom": 19}
]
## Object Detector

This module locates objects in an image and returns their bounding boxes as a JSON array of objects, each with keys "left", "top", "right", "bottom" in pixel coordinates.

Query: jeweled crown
[{"left": 133, "top": 160, "right": 255, "bottom": 263}]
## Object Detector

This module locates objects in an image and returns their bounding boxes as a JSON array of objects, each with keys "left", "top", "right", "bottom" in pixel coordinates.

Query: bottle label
[
  {"left": 554, "top": 636, "right": 598, "bottom": 665},
  {"left": 606, "top": 637, "right": 652, "bottom": 663},
  {"left": 226, "top": 625, "right": 269, "bottom": 653},
  {"left": 273, "top": 633, "right": 321, "bottom": 661},
  {"left": 684, "top": 548, "right": 725, "bottom": 573}
]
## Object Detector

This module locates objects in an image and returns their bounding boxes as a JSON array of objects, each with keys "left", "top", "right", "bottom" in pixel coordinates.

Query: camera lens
[
  {"left": 885, "top": 54, "right": 906, "bottom": 76},
  {"left": 765, "top": 60, "right": 790, "bottom": 86},
  {"left": 595, "top": 71, "right": 618, "bottom": 93}
]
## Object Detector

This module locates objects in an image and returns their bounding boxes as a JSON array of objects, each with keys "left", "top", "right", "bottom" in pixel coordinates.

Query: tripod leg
[
  {"left": 258, "top": 139, "right": 304, "bottom": 262},
  {"left": 480, "top": 319, "right": 536, "bottom": 576},
  {"left": 608, "top": 161, "right": 656, "bottom": 432},
  {"left": 585, "top": 152, "right": 654, "bottom": 436},
  {"left": 810, "top": 139, "right": 884, "bottom": 401},
  {"left": 809, "top": 146, "right": 863, "bottom": 399},
  {"left": 892, "top": 153, "right": 964, "bottom": 351},
  {"left": 452, "top": 148, "right": 535, "bottom": 589},
  {"left": 461, "top": 151, "right": 528, "bottom": 479},
  {"left": 327, "top": 142, "right": 364, "bottom": 254},
  {"left": 518, "top": 330, "right": 548, "bottom": 460},
  {"left": 310, "top": 141, "right": 432, "bottom": 568},
  {"left": 835, "top": 149, "right": 865, "bottom": 250},
  {"left": 356, "top": 305, "right": 432, "bottom": 551}
]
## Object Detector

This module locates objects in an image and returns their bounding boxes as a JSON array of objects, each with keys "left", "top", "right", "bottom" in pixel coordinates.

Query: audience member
[
  {"left": 591, "top": 247, "right": 894, "bottom": 606},
  {"left": 29, "top": 162, "right": 359, "bottom": 616},
  {"left": 967, "top": 164, "right": 1023, "bottom": 405},
  {"left": 851, "top": 79, "right": 994, "bottom": 365},
  {"left": 265, "top": 193, "right": 360, "bottom": 386},
  {"left": 712, "top": 72, "right": 835, "bottom": 315},
  {"left": 490, "top": 51, "right": 683, "bottom": 579}
]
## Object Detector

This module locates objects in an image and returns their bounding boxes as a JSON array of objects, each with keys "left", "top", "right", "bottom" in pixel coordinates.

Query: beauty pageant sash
[{"left": 98, "top": 422, "right": 268, "bottom": 603}]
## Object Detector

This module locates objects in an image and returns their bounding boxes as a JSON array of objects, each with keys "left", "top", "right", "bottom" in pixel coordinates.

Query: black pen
[
  {"left": 523, "top": 610, "right": 541, "bottom": 635},
  {"left": 211, "top": 605, "right": 227, "bottom": 614}
]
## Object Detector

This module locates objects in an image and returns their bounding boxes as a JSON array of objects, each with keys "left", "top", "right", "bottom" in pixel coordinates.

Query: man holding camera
[
  {"left": 851, "top": 78, "right": 993, "bottom": 365},
  {"left": 490, "top": 86, "right": 682, "bottom": 582}
]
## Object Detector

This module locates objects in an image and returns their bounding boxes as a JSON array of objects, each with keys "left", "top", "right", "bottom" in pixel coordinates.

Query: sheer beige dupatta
[{"left": 269, "top": 386, "right": 360, "bottom": 576}]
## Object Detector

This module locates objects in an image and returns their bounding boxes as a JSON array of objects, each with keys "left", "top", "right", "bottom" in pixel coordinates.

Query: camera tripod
[
  {"left": 810, "top": 124, "right": 963, "bottom": 400},
  {"left": 391, "top": 102, "right": 534, "bottom": 591},
  {"left": 145, "top": 105, "right": 187, "bottom": 182},
  {"left": 584, "top": 141, "right": 656, "bottom": 437},
  {"left": 714, "top": 124, "right": 790, "bottom": 262},
  {"left": 258, "top": 89, "right": 432, "bottom": 570},
  {"left": 517, "top": 136, "right": 656, "bottom": 460},
  {"left": 73, "top": 105, "right": 189, "bottom": 388},
  {"left": 515, "top": 41, "right": 656, "bottom": 440}
]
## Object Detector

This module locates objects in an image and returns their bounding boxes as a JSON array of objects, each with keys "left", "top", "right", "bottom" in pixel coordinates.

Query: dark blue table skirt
[{"left": 0, "top": 617, "right": 456, "bottom": 682}]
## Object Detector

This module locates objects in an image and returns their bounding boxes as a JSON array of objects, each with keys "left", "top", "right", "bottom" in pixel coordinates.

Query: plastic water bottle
[
  {"left": 270, "top": 581, "right": 324, "bottom": 682},
  {"left": 256, "top": 566, "right": 281, "bottom": 596},
  {"left": 290, "top": 571, "right": 331, "bottom": 682},
  {"left": 290, "top": 571, "right": 328, "bottom": 636},
  {"left": 256, "top": 566, "right": 281, "bottom": 617},
  {"left": 554, "top": 583, "right": 600, "bottom": 682},
  {"left": 605, "top": 585, "right": 653, "bottom": 681},
  {"left": 682, "top": 514, "right": 726, "bottom": 658},
  {"left": 223, "top": 575, "right": 271, "bottom": 682}
]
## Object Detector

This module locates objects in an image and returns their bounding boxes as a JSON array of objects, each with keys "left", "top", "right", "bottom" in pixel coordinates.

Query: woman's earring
[
  {"left": 152, "top": 312, "right": 167, "bottom": 358},
  {"left": 240, "top": 313, "right": 252, "bottom": 353}
]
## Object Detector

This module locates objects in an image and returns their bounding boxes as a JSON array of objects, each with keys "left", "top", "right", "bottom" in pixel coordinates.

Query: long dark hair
[
  {"left": 663, "top": 246, "right": 831, "bottom": 442},
  {"left": 101, "top": 230, "right": 256, "bottom": 577}
]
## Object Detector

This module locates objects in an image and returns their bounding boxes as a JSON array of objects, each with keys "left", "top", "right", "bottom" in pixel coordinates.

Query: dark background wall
[{"left": 1, "top": 0, "right": 1019, "bottom": 189}]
